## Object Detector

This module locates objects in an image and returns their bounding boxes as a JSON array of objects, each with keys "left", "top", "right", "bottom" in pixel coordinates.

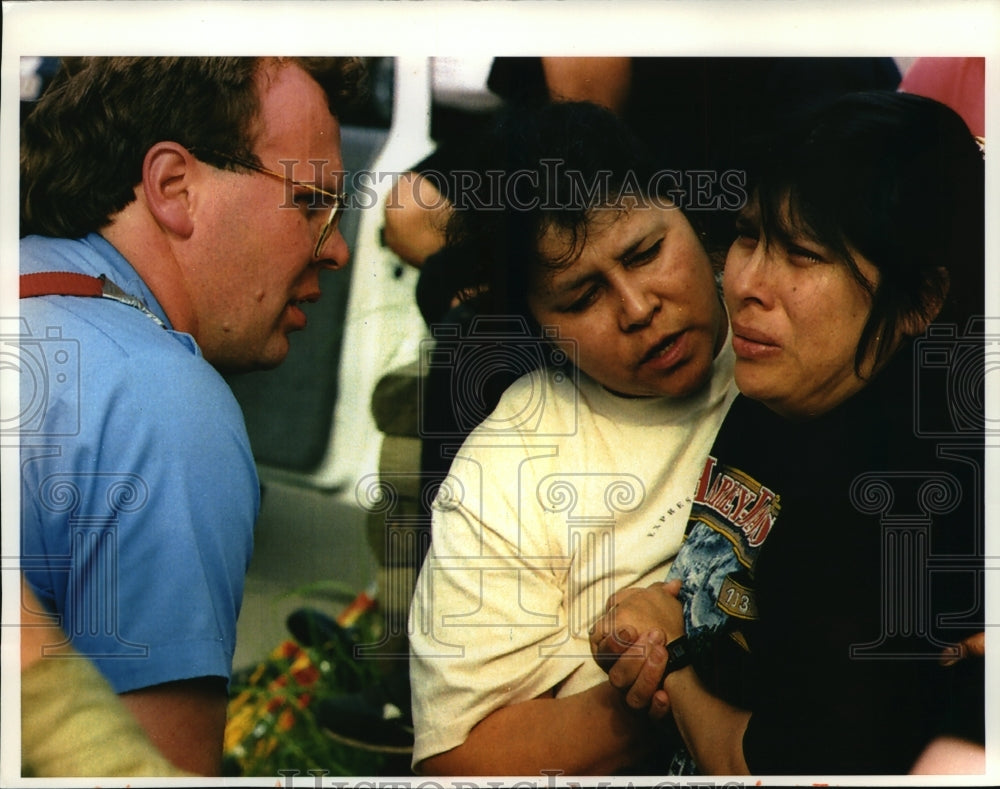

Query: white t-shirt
[{"left": 408, "top": 339, "right": 737, "bottom": 766}]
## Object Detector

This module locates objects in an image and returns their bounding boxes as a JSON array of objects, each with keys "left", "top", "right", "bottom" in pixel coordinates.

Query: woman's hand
[
  {"left": 589, "top": 580, "right": 684, "bottom": 717},
  {"left": 941, "top": 631, "right": 984, "bottom": 666},
  {"left": 590, "top": 580, "right": 684, "bottom": 663}
]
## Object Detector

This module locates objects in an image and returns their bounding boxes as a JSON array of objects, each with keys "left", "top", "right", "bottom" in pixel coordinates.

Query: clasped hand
[{"left": 588, "top": 580, "right": 684, "bottom": 720}]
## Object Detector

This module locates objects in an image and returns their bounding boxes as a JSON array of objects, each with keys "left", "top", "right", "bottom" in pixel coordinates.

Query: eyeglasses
[{"left": 197, "top": 149, "right": 347, "bottom": 259}]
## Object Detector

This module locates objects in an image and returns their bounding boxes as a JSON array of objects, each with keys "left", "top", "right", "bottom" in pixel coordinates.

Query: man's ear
[{"left": 141, "top": 142, "right": 197, "bottom": 238}]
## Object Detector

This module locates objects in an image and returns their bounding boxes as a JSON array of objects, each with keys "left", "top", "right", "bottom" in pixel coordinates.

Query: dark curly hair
[
  {"left": 20, "top": 56, "right": 365, "bottom": 238},
  {"left": 442, "top": 100, "right": 707, "bottom": 328}
]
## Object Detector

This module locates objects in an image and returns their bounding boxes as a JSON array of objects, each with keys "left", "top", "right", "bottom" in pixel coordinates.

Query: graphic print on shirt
[{"left": 666, "top": 454, "right": 782, "bottom": 643}]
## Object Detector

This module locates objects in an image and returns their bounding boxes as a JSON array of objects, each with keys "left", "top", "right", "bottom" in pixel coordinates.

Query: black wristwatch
[{"left": 664, "top": 635, "right": 694, "bottom": 676}]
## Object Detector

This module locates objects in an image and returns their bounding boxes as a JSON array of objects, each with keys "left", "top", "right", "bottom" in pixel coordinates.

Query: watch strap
[{"left": 664, "top": 635, "right": 693, "bottom": 676}]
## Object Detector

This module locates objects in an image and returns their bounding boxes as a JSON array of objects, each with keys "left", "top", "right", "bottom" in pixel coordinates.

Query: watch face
[{"left": 666, "top": 636, "right": 691, "bottom": 673}]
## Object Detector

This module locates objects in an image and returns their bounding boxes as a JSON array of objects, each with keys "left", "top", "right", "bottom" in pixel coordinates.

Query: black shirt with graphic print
[{"left": 666, "top": 334, "right": 984, "bottom": 775}]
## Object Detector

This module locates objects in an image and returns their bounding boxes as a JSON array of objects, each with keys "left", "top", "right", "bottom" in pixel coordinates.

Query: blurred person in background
[{"left": 20, "top": 576, "right": 193, "bottom": 778}]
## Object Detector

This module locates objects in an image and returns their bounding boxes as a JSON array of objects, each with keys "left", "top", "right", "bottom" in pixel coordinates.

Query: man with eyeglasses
[{"left": 18, "top": 57, "right": 361, "bottom": 775}]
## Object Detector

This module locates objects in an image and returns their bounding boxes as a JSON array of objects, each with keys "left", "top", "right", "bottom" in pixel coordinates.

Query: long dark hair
[{"left": 743, "top": 90, "right": 984, "bottom": 373}]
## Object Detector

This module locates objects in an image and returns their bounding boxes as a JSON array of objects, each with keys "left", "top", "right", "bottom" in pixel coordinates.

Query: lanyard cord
[{"left": 20, "top": 271, "right": 167, "bottom": 330}]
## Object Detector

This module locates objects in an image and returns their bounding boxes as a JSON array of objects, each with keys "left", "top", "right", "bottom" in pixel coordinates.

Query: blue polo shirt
[{"left": 19, "top": 233, "right": 258, "bottom": 693}]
